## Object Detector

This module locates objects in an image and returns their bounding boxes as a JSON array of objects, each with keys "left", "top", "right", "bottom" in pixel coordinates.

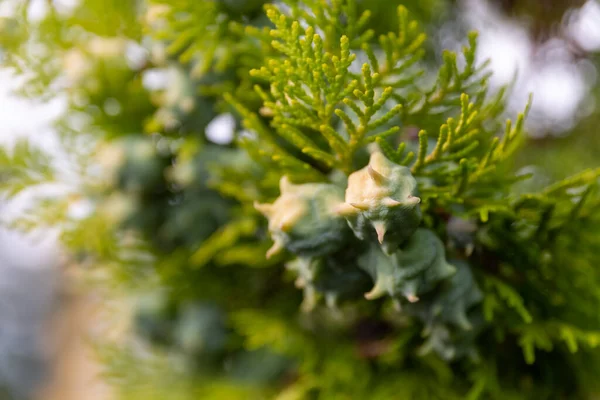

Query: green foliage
[
  {"left": 0, "top": 139, "right": 54, "bottom": 198},
  {"left": 482, "top": 275, "right": 533, "bottom": 324},
  {"left": 3, "top": 0, "right": 600, "bottom": 399}
]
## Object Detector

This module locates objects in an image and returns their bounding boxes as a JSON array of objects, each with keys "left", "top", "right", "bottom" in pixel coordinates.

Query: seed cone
[
  {"left": 338, "top": 151, "right": 422, "bottom": 253},
  {"left": 255, "top": 177, "right": 351, "bottom": 258}
]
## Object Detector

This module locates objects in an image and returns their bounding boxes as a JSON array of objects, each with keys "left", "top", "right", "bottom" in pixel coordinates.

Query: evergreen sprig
[{"left": 4, "top": 0, "right": 600, "bottom": 399}]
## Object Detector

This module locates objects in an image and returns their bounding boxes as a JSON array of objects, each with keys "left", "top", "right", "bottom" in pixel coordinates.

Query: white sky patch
[
  {"left": 27, "top": 0, "right": 48, "bottom": 23},
  {"left": 526, "top": 62, "right": 587, "bottom": 136},
  {"left": 462, "top": 0, "right": 532, "bottom": 87},
  {"left": 479, "top": 28, "right": 531, "bottom": 86},
  {"left": 142, "top": 68, "right": 168, "bottom": 91},
  {"left": 568, "top": 0, "right": 600, "bottom": 52},
  {"left": 125, "top": 41, "right": 149, "bottom": 70},
  {"left": 66, "top": 197, "right": 94, "bottom": 220},
  {"left": 0, "top": 68, "right": 65, "bottom": 270},
  {"left": 206, "top": 113, "right": 236, "bottom": 145},
  {"left": 53, "top": 0, "right": 80, "bottom": 16},
  {"left": 461, "top": 0, "right": 598, "bottom": 137},
  {"left": 0, "top": 70, "right": 66, "bottom": 152}
]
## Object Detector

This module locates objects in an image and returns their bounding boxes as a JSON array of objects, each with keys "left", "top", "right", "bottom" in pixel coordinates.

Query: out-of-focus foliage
[
  {"left": 491, "top": 0, "right": 587, "bottom": 39},
  {"left": 515, "top": 60, "right": 600, "bottom": 181},
  {"left": 2, "top": 0, "right": 600, "bottom": 399},
  {"left": 0, "top": 139, "right": 54, "bottom": 197}
]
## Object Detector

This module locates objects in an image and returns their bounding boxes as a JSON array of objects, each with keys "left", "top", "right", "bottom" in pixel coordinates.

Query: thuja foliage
[{"left": 2, "top": 0, "right": 600, "bottom": 399}]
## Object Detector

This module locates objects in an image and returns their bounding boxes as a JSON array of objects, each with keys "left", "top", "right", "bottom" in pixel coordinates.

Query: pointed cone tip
[
  {"left": 407, "top": 195, "right": 421, "bottom": 204},
  {"left": 349, "top": 201, "right": 370, "bottom": 211},
  {"left": 266, "top": 241, "right": 283, "bottom": 259},
  {"left": 335, "top": 203, "right": 359, "bottom": 216},
  {"left": 406, "top": 294, "right": 420, "bottom": 303},
  {"left": 364, "top": 291, "right": 381, "bottom": 300},
  {"left": 367, "top": 165, "right": 387, "bottom": 184},
  {"left": 364, "top": 282, "right": 386, "bottom": 300},
  {"left": 382, "top": 197, "right": 402, "bottom": 207},
  {"left": 254, "top": 201, "right": 273, "bottom": 216},
  {"left": 279, "top": 175, "right": 293, "bottom": 192},
  {"left": 369, "top": 151, "right": 386, "bottom": 164},
  {"left": 373, "top": 221, "right": 386, "bottom": 244}
]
